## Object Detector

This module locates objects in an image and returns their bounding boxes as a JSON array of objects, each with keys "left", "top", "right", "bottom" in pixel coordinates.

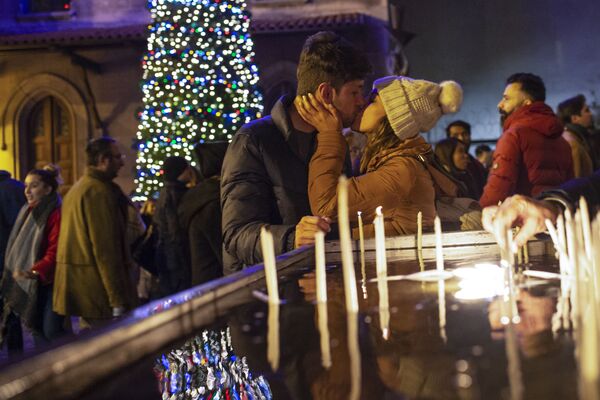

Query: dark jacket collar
[
  {"left": 270, "top": 95, "right": 297, "bottom": 141},
  {"left": 270, "top": 95, "right": 317, "bottom": 164},
  {"left": 566, "top": 123, "right": 591, "bottom": 138}
]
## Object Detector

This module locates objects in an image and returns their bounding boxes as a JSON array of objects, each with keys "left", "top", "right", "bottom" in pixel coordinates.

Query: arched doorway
[{"left": 22, "top": 96, "right": 74, "bottom": 191}]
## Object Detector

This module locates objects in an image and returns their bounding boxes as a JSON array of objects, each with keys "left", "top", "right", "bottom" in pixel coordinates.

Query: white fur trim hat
[{"left": 373, "top": 76, "right": 463, "bottom": 140}]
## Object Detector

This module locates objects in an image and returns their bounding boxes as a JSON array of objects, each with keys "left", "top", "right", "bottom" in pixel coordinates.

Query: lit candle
[
  {"left": 374, "top": 206, "right": 387, "bottom": 278},
  {"left": 315, "top": 230, "right": 327, "bottom": 304},
  {"left": 358, "top": 211, "right": 367, "bottom": 299},
  {"left": 317, "top": 301, "right": 331, "bottom": 369},
  {"left": 267, "top": 302, "right": 280, "bottom": 371},
  {"left": 260, "top": 226, "right": 279, "bottom": 304},
  {"left": 434, "top": 215, "right": 444, "bottom": 272},
  {"left": 338, "top": 176, "right": 359, "bottom": 312},
  {"left": 417, "top": 211, "right": 424, "bottom": 271}
]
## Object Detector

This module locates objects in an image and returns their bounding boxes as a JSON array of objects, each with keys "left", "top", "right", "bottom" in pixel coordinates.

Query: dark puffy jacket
[
  {"left": 0, "top": 171, "right": 25, "bottom": 273},
  {"left": 221, "top": 96, "right": 352, "bottom": 274},
  {"left": 178, "top": 142, "right": 228, "bottom": 285},
  {"left": 541, "top": 169, "right": 600, "bottom": 213},
  {"left": 178, "top": 178, "right": 222, "bottom": 285},
  {"left": 221, "top": 96, "right": 314, "bottom": 274},
  {"left": 155, "top": 181, "right": 190, "bottom": 294},
  {"left": 480, "top": 102, "right": 573, "bottom": 207}
]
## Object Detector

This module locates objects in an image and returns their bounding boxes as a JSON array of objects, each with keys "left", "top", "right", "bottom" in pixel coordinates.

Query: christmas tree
[{"left": 135, "top": 0, "right": 263, "bottom": 200}]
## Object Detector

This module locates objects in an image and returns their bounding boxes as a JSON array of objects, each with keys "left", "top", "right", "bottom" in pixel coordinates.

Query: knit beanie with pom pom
[{"left": 373, "top": 76, "right": 463, "bottom": 140}]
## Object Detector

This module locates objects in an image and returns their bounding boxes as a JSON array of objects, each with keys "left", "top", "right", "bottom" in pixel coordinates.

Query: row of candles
[
  {"left": 259, "top": 176, "right": 600, "bottom": 398},
  {"left": 258, "top": 176, "right": 448, "bottom": 399},
  {"left": 543, "top": 198, "right": 600, "bottom": 400}
]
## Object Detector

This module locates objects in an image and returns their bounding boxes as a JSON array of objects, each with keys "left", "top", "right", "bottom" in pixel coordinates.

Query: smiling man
[
  {"left": 479, "top": 73, "right": 573, "bottom": 207},
  {"left": 221, "top": 31, "right": 371, "bottom": 273}
]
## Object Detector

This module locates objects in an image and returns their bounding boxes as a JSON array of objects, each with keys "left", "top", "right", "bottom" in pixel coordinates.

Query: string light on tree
[{"left": 134, "top": 0, "right": 263, "bottom": 200}]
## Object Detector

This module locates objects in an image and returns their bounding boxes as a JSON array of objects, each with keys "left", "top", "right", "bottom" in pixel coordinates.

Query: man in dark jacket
[
  {"left": 482, "top": 169, "right": 600, "bottom": 249},
  {"left": 480, "top": 73, "right": 573, "bottom": 207},
  {"left": 221, "top": 31, "right": 371, "bottom": 273},
  {"left": 178, "top": 142, "right": 228, "bottom": 285},
  {"left": 155, "top": 156, "right": 195, "bottom": 295},
  {"left": 0, "top": 171, "right": 25, "bottom": 275}
]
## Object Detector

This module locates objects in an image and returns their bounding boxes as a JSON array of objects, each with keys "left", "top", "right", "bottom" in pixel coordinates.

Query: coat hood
[
  {"left": 193, "top": 142, "right": 229, "bottom": 180},
  {"left": 504, "top": 102, "right": 563, "bottom": 138},
  {"left": 178, "top": 178, "right": 220, "bottom": 230},
  {"left": 366, "top": 134, "right": 432, "bottom": 172}
]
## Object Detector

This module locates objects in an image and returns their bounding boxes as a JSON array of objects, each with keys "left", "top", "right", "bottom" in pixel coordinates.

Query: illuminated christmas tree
[{"left": 135, "top": 0, "right": 263, "bottom": 199}]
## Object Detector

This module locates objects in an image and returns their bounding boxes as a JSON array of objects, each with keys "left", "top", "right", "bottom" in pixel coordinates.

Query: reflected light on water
[{"left": 454, "top": 263, "right": 505, "bottom": 300}]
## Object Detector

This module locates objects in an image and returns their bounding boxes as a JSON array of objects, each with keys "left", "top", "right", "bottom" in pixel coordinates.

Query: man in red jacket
[{"left": 479, "top": 73, "right": 573, "bottom": 207}]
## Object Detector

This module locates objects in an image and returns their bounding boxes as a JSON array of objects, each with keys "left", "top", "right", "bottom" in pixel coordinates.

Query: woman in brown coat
[{"left": 297, "top": 76, "right": 463, "bottom": 237}]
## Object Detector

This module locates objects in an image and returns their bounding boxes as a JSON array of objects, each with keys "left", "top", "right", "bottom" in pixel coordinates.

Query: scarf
[{"left": 1, "top": 191, "right": 60, "bottom": 334}]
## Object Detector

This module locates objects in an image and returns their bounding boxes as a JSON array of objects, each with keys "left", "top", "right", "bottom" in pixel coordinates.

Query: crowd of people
[{"left": 1, "top": 30, "right": 600, "bottom": 352}]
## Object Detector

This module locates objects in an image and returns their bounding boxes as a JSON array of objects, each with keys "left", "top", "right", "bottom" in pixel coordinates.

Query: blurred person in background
[
  {"left": 475, "top": 144, "right": 493, "bottom": 172},
  {"left": 155, "top": 156, "right": 195, "bottom": 295},
  {"left": 557, "top": 94, "right": 596, "bottom": 177},
  {"left": 179, "top": 142, "right": 228, "bottom": 285},
  {"left": 53, "top": 137, "right": 136, "bottom": 329},
  {"left": 435, "top": 137, "right": 481, "bottom": 199},
  {"left": 1, "top": 167, "right": 65, "bottom": 351},
  {"left": 446, "top": 120, "right": 487, "bottom": 196},
  {"left": 0, "top": 171, "right": 25, "bottom": 277}
]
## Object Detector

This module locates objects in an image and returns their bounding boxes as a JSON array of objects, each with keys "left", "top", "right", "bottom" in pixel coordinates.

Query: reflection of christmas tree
[
  {"left": 135, "top": 0, "right": 263, "bottom": 199},
  {"left": 154, "top": 328, "right": 272, "bottom": 399}
]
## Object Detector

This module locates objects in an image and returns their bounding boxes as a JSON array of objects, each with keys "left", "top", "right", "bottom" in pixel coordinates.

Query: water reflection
[
  {"left": 154, "top": 328, "right": 272, "bottom": 399},
  {"left": 153, "top": 255, "right": 580, "bottom": 400}
]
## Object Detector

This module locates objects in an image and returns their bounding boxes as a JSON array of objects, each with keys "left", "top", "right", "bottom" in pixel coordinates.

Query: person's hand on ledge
[
  {"left": 295, "top": 216, "right": 331, "bottom": 248},
  {"left": 481, "top": 194, "right": 560, "bottom": 249}
]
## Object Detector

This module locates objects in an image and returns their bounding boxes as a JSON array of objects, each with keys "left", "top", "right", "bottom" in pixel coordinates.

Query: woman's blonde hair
[{"left": 359, "top": 118, "right": 401, "bottom": 173}]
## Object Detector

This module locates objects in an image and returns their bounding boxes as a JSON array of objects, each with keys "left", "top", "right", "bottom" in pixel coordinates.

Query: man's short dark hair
[
  {"left": 557, "top": 94, "right": 586, "bottom": 124},
  {"left": 475, "top": 144, "right": 492, "bottom": 157},
  {"left": 506, "top": 73, "right": 546, "bottom": 102},
  {"left": 296, "top": 31, "right": 372, "bottom": 96},
  {"left": 445, "top": 120, "right": 471, "bottom": 137},
  {"left": 86, "top": 137, "right": 115, "bottom": 166}
]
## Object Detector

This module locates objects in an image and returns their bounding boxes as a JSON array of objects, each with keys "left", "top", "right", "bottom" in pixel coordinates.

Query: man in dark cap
[{"left": 155, "top": 155, "right": 195, "bottom": 295}]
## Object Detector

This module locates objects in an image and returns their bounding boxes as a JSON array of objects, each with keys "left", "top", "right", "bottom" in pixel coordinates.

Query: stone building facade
[{"left": 0, "top": 0, "right": 395, "bottom": 194}]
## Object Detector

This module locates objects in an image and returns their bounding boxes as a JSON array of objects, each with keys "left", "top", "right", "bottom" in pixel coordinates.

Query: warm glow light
[
  {"left": 454, "top": 264, "right": 505, "bottom": 300},
  {"left": 135, "top": 0, "right": 263, "bottom": 199}
]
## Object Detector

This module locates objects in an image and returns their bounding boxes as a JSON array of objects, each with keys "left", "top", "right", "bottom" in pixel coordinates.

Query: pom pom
[{"left": 438, "top": 81, "right": 463, "bottom": 114}]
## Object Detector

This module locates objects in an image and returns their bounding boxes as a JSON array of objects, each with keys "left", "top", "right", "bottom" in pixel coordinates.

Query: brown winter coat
[
  {"left": 309, "top": 130, "right": 436, "bottom": 237},
  {"left": 562, "top": 128, "right": 594, "bottom": 178},
  {"left": 53, "top": 168, "right": 136, "bottom": 318}
]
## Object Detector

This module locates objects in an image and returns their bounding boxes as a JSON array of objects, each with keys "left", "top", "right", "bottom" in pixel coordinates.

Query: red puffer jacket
[{"left": 480, "top": 102, "right": 573, "bottom": 207}]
